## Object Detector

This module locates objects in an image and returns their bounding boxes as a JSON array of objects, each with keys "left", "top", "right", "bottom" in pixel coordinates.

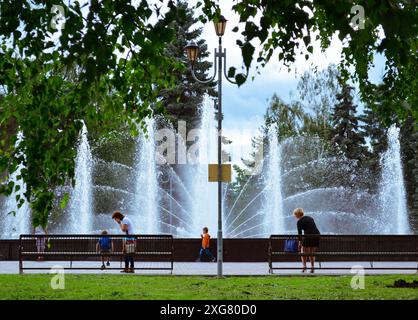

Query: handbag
[
  {"left": 124, "top": 229, "right": 136, "bottom": 254},
  {"left": 284, "top": 239, "right": 298, "bottom": 253},
  {"left": 125, "top": 240, "right": 136, "bottom": 254}
]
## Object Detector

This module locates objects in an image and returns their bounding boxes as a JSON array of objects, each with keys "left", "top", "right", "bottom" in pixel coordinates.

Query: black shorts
[{"left": 302, "top": 235, "right": 320, "bottom": 248}]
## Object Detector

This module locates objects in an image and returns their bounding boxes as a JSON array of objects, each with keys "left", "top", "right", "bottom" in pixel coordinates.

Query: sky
[{"left": 192, "top": 1, "right": 387, "bottom": 167}]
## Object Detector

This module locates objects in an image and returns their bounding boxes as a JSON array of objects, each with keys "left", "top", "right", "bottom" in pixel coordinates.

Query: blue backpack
[{"left": 284, "top": 239, "right": 298, "bottom": 253}]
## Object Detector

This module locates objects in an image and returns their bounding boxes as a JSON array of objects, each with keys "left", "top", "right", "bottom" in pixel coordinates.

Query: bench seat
[
  {"left": 271, "top": 251, "right": 418, "bottom": 256},
  {"left": 21, "top": 251, "right": 172, "bottom": 255}
]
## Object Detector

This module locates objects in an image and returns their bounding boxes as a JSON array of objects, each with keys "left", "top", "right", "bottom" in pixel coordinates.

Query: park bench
[
  {"left": 19, "top": 234, "right": 174, "bottom": 274},
  {"left": 268, "top": 234, "right": 418, "bottom": 273}
]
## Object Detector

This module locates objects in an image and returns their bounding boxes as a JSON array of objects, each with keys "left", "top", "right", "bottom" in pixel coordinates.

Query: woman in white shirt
[{"left": 111, "top": 211, "right": 136, "bottom": 273}]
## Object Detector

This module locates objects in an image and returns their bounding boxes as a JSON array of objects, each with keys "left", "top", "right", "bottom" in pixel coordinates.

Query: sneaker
[
  {"left": 120, "top": 268, "right": 129, "bottom": 273},
  {"left": 106, "top": 261, "right": 110, "bottom": 267},
  {"left": 128, "top": 268, "right": 135, "bottom": 273},
  {"left": 211, "top": 258, "right": 216, "bottom": 262},
  {"left": 101, "top": 264, "right": 105, "bottom": 270}
]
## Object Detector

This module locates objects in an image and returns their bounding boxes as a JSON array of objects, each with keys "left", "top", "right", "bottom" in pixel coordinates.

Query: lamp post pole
[
  {"left": 216, "top": 35, "right": 223, "bottom": 277},
  {"left": 185, "top": 16, "right": 244, "bottom": 277}
]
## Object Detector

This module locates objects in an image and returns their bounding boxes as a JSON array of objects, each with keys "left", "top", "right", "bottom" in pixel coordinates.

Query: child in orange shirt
[{"left": 198, "top": 227, "right": 216, "bottom": 262}]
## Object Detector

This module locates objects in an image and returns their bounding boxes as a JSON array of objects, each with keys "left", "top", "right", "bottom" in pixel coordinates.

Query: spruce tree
[
  {"left": 158, "top": 0, "right": 216, "bottom": 128},
  {"left": 360, "top": 104, "right": 388, "bottom": 174},
  {"left": 331, "top": 84, "right": 368, "bottom": 163},
  {"left": 400, "top": 114, "right": 418, "bottom": 223}
]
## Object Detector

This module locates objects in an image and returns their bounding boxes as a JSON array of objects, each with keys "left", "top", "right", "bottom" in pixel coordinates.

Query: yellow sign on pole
[{"left": 208, "top": 164, "right": 232, "bottom": 183}]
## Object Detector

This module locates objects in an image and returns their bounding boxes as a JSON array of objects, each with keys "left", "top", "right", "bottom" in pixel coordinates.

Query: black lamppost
[{"left": 185, "top": 16, "right": 238, "bottom": 277}]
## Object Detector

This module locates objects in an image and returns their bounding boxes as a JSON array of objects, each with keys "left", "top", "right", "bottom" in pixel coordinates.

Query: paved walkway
[{"left": 1, "top": 261, "right": 417, "bottom": 275}]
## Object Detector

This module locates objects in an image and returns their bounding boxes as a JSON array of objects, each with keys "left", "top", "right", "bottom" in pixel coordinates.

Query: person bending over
[
  {"left": 293, "top": 208, "right": 320, "bottom": 273},
  {"left": 112, "top": 211, "right": 136, "bottom": 273}
]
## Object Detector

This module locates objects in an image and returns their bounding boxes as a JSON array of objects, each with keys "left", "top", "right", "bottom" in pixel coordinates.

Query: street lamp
[
  {"left": 185, "top": 15, "right": 243, "bottom": 277},
  {"left": 184, "top": 40, "right": 199, "bottom": 66}
]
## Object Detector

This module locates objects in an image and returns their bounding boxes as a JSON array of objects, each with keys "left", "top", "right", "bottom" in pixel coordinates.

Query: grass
[{"left": 0, "top": 274, "right": 417, "bottom": 300}]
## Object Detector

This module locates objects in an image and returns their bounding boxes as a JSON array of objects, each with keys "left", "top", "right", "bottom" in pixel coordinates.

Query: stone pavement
[{"left": 0, "top": 261, "right": 417, "bottom": 275}]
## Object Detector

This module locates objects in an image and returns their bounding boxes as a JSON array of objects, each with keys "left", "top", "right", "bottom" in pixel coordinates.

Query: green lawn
[{"left": 0, "top": 274, "right": 417, "bottom": 300}]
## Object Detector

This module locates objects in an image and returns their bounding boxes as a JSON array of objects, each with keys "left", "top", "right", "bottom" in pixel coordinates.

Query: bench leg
[{"left": 18, "top": 255, "right": 23, "bottom": 274}]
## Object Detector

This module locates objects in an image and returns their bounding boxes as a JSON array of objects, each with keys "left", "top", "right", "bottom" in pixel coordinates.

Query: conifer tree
[
  {"left": 360, "top": 104, "right": 388, "bottom": 174},
  {"left": 400, "top": 115, "right": 418, "bottom": 223},
  {"left": 331, "top": 84, "right": 368, "bottom": 163},
  {"left": 159, "top": 0, "right": 216, "bottom": 128}
]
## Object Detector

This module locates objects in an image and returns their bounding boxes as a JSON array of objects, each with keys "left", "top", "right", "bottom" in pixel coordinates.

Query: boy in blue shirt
[{"left": 96, "top": 230, "right": 114, "bottom": 270}]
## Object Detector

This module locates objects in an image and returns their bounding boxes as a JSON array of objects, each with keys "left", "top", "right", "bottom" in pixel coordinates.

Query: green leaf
[
  {"left": 60, "top": 193, "right": 70, "bottom": 209},
  {"left": 242, "top": 42, "right": 255, "bottom": 69},
  {"left": 235, "top": 73, "right": 246, "bottom": 86},
  {"left": 227, "top": 67, "right": 236, "bottom": 78}
]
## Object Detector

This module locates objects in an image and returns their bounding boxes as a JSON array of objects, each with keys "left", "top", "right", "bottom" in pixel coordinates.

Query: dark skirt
[{"left": 302, "top": 235, "right": 320, "bottom": 248}]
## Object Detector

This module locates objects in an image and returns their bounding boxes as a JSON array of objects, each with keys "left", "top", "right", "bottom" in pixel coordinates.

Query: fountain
[
  {"left": 0, "top": 133, "right": 31, "bottom": 238},
  {"left": 66, "top": 121, "right": 93, "bottom": 233},
  {"left": 378, "top": 125, "right": 410, "bottom": 234},
  {"left": 131, "top": 118, "right": 159, "bottom": 234},
  {"left": 263, "top": 124, "right": 285, "bottom": 234},
  {"left": 189, "top": 97, "right": 219, "bottom": 236},
  {"left": 221, "top": 133, "right": 378, "bottom": 236},
  {"left": 0, "top": 102, "right": 414, "bottom": 238}
]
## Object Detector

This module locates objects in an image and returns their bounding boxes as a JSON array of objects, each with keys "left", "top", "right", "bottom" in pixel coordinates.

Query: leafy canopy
[
  {"left": 0, "top": 0, "right": 183, "bottom": 226},
  {"left": 199, "top": 0, "right": 418, "bottom": 121}
]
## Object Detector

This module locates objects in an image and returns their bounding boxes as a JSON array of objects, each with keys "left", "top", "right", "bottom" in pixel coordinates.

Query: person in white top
[{"left": 111, "top": 211, "right": 136, "bottom": 273}]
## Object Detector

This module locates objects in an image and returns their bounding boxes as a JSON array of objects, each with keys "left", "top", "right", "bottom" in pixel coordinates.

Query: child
[
  {"left": 198, "top": 227, "right": 216, "bottom": 262},
  {"left": 96, "top": 230, "right": 114, "bottom": 270}
]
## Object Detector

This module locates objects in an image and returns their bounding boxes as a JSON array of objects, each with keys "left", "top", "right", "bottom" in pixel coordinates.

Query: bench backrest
[
  {"left": 19, "top": 234, "right": 174, "bottom": 254},
  {"left": 269, "top": 235, "right": 418, "bottom": 253}
]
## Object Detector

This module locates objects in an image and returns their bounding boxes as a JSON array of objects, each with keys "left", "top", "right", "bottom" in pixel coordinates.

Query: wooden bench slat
[{"left": 21, "top": 251, "right": 172, "bottom": 255}]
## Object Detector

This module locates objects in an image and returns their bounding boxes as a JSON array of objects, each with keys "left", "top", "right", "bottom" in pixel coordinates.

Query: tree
[
  {"left": 400, "top": 114, "right": 418, "bottom": 223},
  {"left": 0, "top": 0, "right": 182, "bottom": 227},
  {"left": 264, "top": 94, "right": 304, "bottom": 141},
  {"left": 331, "top": 84, "right": 369, "bottom": 163},
  {"left": 296, "top": 64, "right": 340, "bottom": 140},
  {"left": 158, "top": 0, "right": 216, "bottom": 128},
  {"left": 199, "top": 0, "right": 418, "bottom": 122},
  {"left": 360, "top": 98, "right": 389, "bottom": 175}
]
